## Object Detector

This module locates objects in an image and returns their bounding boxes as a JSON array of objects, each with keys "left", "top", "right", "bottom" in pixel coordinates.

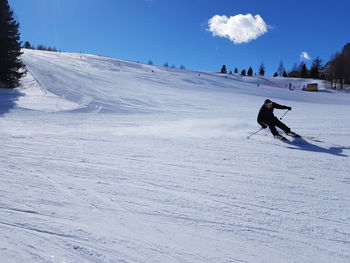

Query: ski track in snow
[{"left": 0, "top": 50, "right": 349, "bottom": 262}]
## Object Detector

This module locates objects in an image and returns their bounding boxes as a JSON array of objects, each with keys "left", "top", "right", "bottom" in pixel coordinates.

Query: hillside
[{"left": 0, "top": 49, "right": 349, "bottom": 263}]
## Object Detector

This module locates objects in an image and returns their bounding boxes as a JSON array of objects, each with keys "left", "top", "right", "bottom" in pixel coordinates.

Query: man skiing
[{"left": 257, "top": 99, "right": 300, "bottom": 140}]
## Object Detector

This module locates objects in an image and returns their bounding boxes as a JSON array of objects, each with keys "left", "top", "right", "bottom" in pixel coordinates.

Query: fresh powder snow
[{"left": 1, "top": 49, "right": 349, "bottom": 263}]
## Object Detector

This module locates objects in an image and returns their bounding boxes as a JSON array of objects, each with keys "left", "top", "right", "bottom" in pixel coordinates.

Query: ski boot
[
  {"left": 274, "top": 134, "right": 288, "bottom": 141},
  {"left": 287, "top": 131, "right": 301, "bottom": 138}
]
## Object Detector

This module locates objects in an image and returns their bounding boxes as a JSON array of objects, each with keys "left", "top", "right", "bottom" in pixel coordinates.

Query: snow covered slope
[{"left": 1, "top": 49, "right": 349, "bottom": 263}]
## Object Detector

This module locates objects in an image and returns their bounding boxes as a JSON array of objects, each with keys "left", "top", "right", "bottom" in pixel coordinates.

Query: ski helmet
[{"left": 264, "top": 99, "right": 272, "bottom": 106}]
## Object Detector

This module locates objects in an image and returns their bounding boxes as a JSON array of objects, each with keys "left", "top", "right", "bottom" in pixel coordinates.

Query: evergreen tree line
[
  {"left": 24, "top": 41, "right": 59, "bottom": 52},
  {"left": 148, "top": 60, "right": 186, "bottom": 70},
  {"left": 220, "top": 64, "right": 266, "bottom": 77},
  {"left": 220, "top": 62, "right": 314, "bottom": 78},
  {"left": 285, "top": 45, "right": 350, "bottom": 88},
  {"left": 220, "top": 43, "right": 350, "bottom": 89}
]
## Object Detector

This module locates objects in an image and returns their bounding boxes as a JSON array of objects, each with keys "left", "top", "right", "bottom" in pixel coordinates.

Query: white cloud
[
  {"left": 300, "top": 51, "right": 311, "bottom": 60},
  {"left": 208, "top": 14, "right": 269, "bottom": 44}
]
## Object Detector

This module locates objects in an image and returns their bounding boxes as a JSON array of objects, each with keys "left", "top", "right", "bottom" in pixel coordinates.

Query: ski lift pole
[
  {"left": 280, "top": 110, "right": 290, "bottom": 120},
  {"left": 247, "top": 127, "right": 263, "bottom": 139}
]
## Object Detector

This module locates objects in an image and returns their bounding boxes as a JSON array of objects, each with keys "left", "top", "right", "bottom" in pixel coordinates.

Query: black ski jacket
[{"left": 257, "top": 102, "right": 290, "bottom": 127}]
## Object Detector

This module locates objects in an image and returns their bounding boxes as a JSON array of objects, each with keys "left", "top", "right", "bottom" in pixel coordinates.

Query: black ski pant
[{"left": 265, "top": 117, "right": 291, "bottom": 136}]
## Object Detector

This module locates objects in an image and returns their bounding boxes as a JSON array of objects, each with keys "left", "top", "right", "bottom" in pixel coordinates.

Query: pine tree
[
  {"left": 282, "top": 70, "right": 287, "bottom": 77},
  {"left": 288, "top": 63, "right": 300, "bottom": 78},
  {"left": 0, "top": 0, "right": 26, "bottom": 88},
  {"left": 47, "top": 46, "right": 57, "bottom": 52},
  {"left": 273, "top": 72, "right": 278, "bottom": 77},
  {"left": 241, "top": 69, "right": 246, "bottom": 76},
  {"left": 309, "top": 57, "right": 322, "bottom": 79},
  {"left": 37, "top": 44, "right": 47, "bottom": 51},
  {"left": 234, "top": 67, "right": 238, "bottom": 74},
  {"left": 24, "top": 41, "right": 32, "bottom": 49},
  {"left": 258, "top": 63, "right": 265, "bottom": 76},
  {"left": 247, "top": 67, "right": 253, "bottom": 76},
  {"left": 301, "top": 63, "right": 308, "bottom": 78},
  {"left": 220, "top": 65, "right": 227, "bottom": 73}
]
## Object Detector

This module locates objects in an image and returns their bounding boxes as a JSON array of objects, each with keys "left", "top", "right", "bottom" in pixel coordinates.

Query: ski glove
[
  {"left": 287, "top": 107, "right": 292, "bottom": 111},
  {"left": 261, "top": 124, "right": 267, "bottom": 129}
]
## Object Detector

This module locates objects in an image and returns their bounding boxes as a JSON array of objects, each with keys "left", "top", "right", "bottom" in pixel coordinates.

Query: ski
[
  {"left": 285, "top": 133, "right": 324, "bottom": 143},
  {"left": 274, "top": 135, "right": 289, "bottom": 141}
]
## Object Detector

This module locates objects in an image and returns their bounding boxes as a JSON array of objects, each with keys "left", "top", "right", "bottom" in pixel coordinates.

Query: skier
[{"left": 257, "top": 99, "right": 300, "bottom": 140}]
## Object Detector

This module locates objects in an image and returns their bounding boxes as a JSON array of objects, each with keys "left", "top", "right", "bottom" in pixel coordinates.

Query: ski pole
[
  {"left": 247, "top": 128, "right": 263, "bottom": 139},
  {"left": 280, "top": 110, "right": 289, "bottom": 120}
]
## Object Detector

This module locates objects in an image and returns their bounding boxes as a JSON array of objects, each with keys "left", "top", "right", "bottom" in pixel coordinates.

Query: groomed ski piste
[{"left": 1, "top": 49, "right": 350, "bottom": 263}]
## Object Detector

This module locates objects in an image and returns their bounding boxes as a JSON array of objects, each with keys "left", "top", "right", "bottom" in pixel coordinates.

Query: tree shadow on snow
[
  {"left": 283, "top": 138, "right": 349, "bottom": 157},
  {"left": 0, "top": 88, "right": 22, "bottom": 116}
]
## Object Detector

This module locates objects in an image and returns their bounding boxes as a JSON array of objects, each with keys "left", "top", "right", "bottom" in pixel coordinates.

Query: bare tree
[{"left": 277, "top": 61, "right": 285, "bottom": 76}]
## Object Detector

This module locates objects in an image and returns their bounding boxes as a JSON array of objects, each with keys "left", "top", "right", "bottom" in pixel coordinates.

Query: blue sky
[{"left": 9, "top": 0, "right": 350, "bottom": 76}]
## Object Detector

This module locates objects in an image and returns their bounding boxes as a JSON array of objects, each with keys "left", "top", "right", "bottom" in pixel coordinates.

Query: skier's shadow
[
  {"left": 0, "top": 88, "right": 22, "bottom": 116},
  {"left": 283, "top": 138, "right": 349, "bottom": 157}
]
